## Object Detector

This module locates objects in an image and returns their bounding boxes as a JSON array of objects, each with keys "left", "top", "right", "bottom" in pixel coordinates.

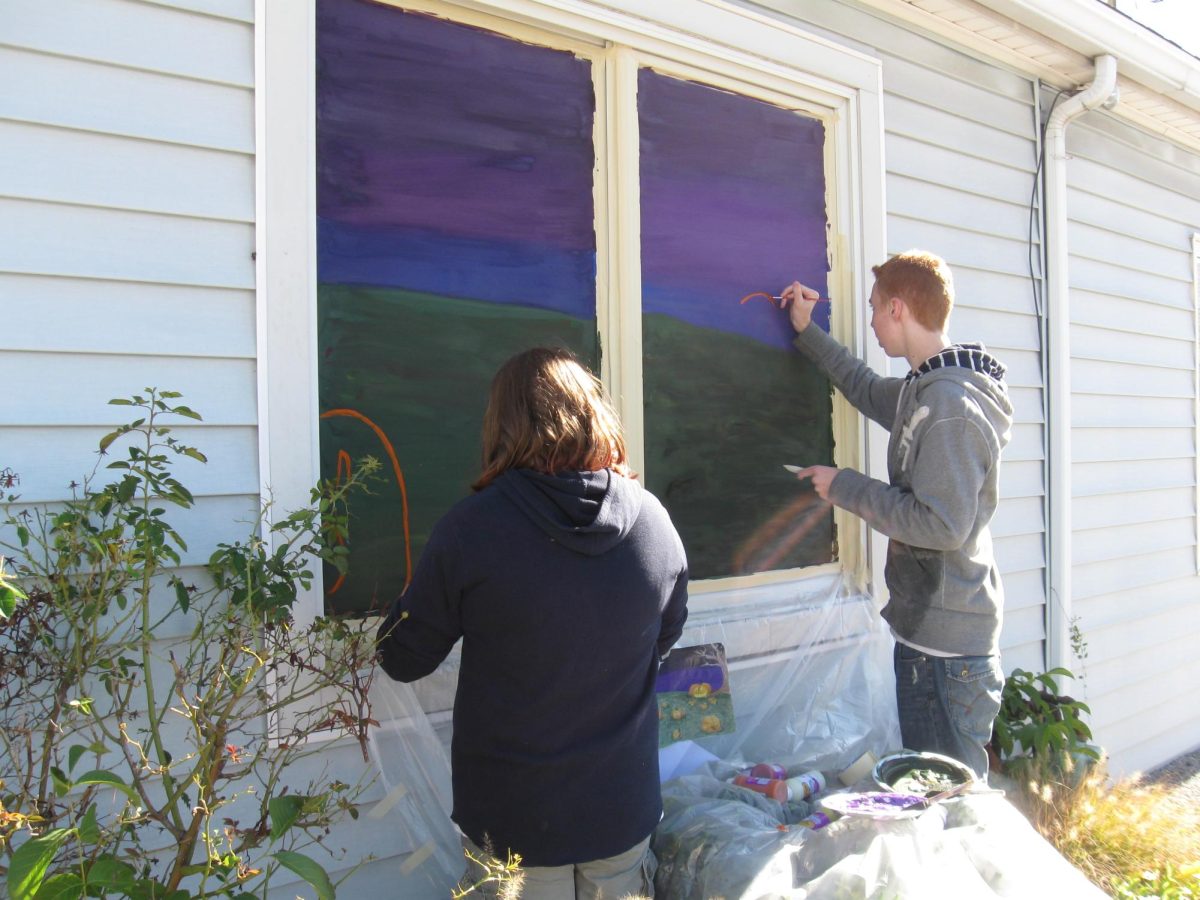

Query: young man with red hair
[{"left": 783, "top": 251, "right": 1012, "bottom": 778}]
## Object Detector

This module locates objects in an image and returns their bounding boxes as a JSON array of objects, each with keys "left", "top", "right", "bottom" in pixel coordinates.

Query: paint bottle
[
  {"left": 785, "top": 770, "right": 826, "bottom": 800},
  {"left": 796, "top": 809, "right": 840, "bottom": 830},
  {"left": 750, "top": 762, "right": 787, "bottom": 780},
  {"left": 735, "top": 771, "right": 826, "bottom": 802},
  {"left": 731, "top": 774, "right": 790, "bottom": 802}
]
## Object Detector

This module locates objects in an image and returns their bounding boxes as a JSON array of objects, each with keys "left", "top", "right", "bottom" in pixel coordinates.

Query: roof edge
[{"left": 967, "top": 0, "right": 1200, "bottom": 111}]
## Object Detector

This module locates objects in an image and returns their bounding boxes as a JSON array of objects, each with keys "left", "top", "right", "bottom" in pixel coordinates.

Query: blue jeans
[{"left": 893, "top": 642, "right": 1003, "bottom": 779}]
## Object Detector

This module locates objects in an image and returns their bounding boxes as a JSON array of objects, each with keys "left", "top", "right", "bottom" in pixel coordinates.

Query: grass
[{"left": 1003, "top": 755, "right": 1200, "bottom": 897}]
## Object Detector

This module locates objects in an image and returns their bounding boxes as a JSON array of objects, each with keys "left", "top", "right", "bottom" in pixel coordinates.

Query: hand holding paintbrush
[
  {"left": 778, "top": 281, "right": 824, "bottom": 334},
  {"left": 739, "top": 283, "right": 826, "bottom": 334}
]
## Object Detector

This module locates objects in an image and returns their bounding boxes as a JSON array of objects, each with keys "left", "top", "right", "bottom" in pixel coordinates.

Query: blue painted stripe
[{"left": 318, "top": 218, "right": 597, "bottom": 319}]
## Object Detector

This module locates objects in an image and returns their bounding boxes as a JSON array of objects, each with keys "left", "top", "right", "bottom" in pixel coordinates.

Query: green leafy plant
[
  {"left": 0, "top": 556, "right": 25, "bottom": 622},
  {"left": 0, "top": 389, "right": 382, "bottom": 899},
  {"left": 990, "top": 666, "right": 1098, "bottom": 782}
]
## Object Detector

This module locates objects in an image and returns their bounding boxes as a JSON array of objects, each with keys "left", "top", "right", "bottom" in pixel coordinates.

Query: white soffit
[{"left": 849, "top": 0, "right": 1200, "bottom": 153}]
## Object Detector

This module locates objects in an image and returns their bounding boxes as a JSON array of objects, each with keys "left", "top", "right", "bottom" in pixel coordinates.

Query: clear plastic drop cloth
[
  {"left": 651, "top": 577, "right": 1107, "bottom": 899},
  {"left": 790, "top": 794, "right": 1108, "bottom": 899},
  {"left": 367, "top": 676, "right": 462, "bottom": 895},
  {"left": 656, "top": 778, "right": 1108, "bottom": 899},
  {"left": 360, "top": 576, "right": 1103, "bottom": 900},
  {"left": 662, "top": 578, "right": 901, "bottom": 780}
]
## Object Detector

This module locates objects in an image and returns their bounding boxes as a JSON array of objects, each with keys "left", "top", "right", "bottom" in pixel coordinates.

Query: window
[
  {"left": 261, "top": 0, "right": 886, "bottom": 619},
  {"left": 315, "top": 3, "right": 600, "bottom": 613},
  {"left": 637, "top": 67, "right": 835, "bottom": 579},
  {"left": 1194, "top": 232, "right": 1200, "bottom": 573}
]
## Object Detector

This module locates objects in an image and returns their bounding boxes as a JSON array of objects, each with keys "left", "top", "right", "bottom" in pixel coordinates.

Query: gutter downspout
[{"left": 1045, "top": 54, "right": 1119, "bottom": 679}]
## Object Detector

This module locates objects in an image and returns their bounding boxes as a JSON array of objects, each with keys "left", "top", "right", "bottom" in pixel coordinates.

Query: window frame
[
  {"left": 258, "top": 0, "right": 888, "bottom": 626},
  {"left": 1194, "top": 232, "right": 1199, "bottom": 575}
]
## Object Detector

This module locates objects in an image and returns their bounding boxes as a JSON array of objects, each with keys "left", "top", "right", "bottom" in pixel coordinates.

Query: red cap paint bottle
[
  {"left": 750, "top": 763, "right": 787, "bottom": 780},
  {"left": 731, "top": 774, "right": 790, "bottom": 802}
]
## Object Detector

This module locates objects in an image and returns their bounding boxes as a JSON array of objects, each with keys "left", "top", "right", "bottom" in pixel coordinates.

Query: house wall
[
  {"left": 1, "top": 0, "right": 262, "bottom": 572},
  {"left": 4, "top": 0, "right": 1200, "bottom": 893},
  {"left": 0, "top": 3, "right": 389, "bottom": 897},
  {"left": 0, "top": 4, "right": 427, "bottom": 891},
  {"left": 1062, "top": 110, "right": 1200, "bottom": 774}
]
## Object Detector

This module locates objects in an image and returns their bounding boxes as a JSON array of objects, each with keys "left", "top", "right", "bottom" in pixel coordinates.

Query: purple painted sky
[
  {"left": 639, "top": 69, "right": 830, "bottom": 348},
  {"left": 315, "top": 0, "right": 831, "bottom": 347},
  {"left": 318, "top": 0, "right": 595, "bottom": 250}
]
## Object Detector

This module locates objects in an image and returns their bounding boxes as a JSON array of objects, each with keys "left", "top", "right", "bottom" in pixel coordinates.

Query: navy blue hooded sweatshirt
[{"left": 377, "top": 468, "right": 689, "bottom": 867}]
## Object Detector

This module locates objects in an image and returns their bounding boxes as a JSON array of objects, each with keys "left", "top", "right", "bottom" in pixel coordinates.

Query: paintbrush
[
  {"left": 902, "top": 778, "right": 978, "bottom": 809},
  {"left": 739, "top": 291, "right": 829, "bottom": 306}
]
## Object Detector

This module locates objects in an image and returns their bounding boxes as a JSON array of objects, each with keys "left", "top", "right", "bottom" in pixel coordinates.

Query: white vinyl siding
[
  {"left": 1065, "top": 113, "right": 1200, "bottom": 776},
  {"left": 882, "top": 53, "right": 1045, "bottom": 676},
  {"left": 0, "top": 5, "right": 364, "bottom": 895},
  {"left": 754, "top": 0, "right": 1048, "bottom": 675},
  {"left": 0, "top": 0, "right": 260, "bottom": 629}
]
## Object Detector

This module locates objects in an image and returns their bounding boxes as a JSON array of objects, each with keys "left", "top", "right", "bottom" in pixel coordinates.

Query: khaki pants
[{"left": 458, "top": 834, "right": 656, "bottom": 900}]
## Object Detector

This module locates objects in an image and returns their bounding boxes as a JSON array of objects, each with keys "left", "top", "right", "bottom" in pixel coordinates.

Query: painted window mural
[
  {"left": 315, "top": 0, "right": 839, "bottom": 609},
  {"left": 317, "top": 0, "right": 598, "bottom": 614},
  {"left": 638, "top": 69, "right": 835, "bottom": 580}
]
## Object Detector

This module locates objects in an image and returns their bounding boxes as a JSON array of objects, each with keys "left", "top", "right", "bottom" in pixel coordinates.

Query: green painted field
[
  {"left": 318, "top": 284, "right": 597, "bottom": 614},
  {"left": 642, "top": 313, "right": 835, "bottom": 580},
  {"left": 318, "top": 285, "right": 835, "bottom": 613}
]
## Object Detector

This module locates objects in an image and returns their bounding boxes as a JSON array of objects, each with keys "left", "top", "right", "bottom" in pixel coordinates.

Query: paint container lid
[{"left": 837, "top": 750, "right": 878, "bottom": 786}]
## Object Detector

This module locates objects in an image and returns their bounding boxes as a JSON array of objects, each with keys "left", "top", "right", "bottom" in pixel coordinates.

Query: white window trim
[
  {"left": 1194, "top": 232, "right": 1199, "bottom": 575},
  {"left": 257, "top": 0, "right": 887, "bottom": 628}
]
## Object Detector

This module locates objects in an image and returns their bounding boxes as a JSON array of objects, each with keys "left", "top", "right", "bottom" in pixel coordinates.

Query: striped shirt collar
[{"left": 905, "top": 343, "right": 1007, "bottom": 384}]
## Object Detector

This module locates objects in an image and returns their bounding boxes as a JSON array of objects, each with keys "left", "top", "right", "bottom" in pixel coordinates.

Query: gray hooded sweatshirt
[{"left": 794, "top": 326, "right": 1013, "bottom": 657}]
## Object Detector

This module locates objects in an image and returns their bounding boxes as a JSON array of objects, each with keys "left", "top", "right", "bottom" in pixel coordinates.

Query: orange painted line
[
  {"left": 739, "top": 291, "right": 782, "bottom": 307},
  {"left": 320, "top": 408, "right": 413, "bottom": 592},
  {"left": 336, "top": 449, "right": 353, "bottom": 481}
]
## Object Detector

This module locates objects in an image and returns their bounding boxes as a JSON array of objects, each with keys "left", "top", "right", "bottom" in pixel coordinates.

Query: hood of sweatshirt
[
  {"left": 494, "top": 468, "right": 645, "bottom": 556},
  {"left": 910, "top": 344, "right": 1014, "bottom": 450}
]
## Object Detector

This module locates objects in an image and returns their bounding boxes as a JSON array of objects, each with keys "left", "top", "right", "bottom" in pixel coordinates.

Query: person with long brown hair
[{"left": 377, "top": 346, "right": 689, "bottom": 899}]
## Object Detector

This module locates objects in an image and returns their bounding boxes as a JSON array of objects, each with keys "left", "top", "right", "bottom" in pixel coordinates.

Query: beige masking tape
[
  {"left": 369, "top": 783, "right": 409, "bottom": 819},
  {"left": 399, "top": 841, "right": 436, "bottom": 875}
]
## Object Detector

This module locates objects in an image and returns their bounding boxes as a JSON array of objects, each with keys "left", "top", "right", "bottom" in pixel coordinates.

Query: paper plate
[{"left": 820, "top": 791, "right": 927, "bottom": 819}]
